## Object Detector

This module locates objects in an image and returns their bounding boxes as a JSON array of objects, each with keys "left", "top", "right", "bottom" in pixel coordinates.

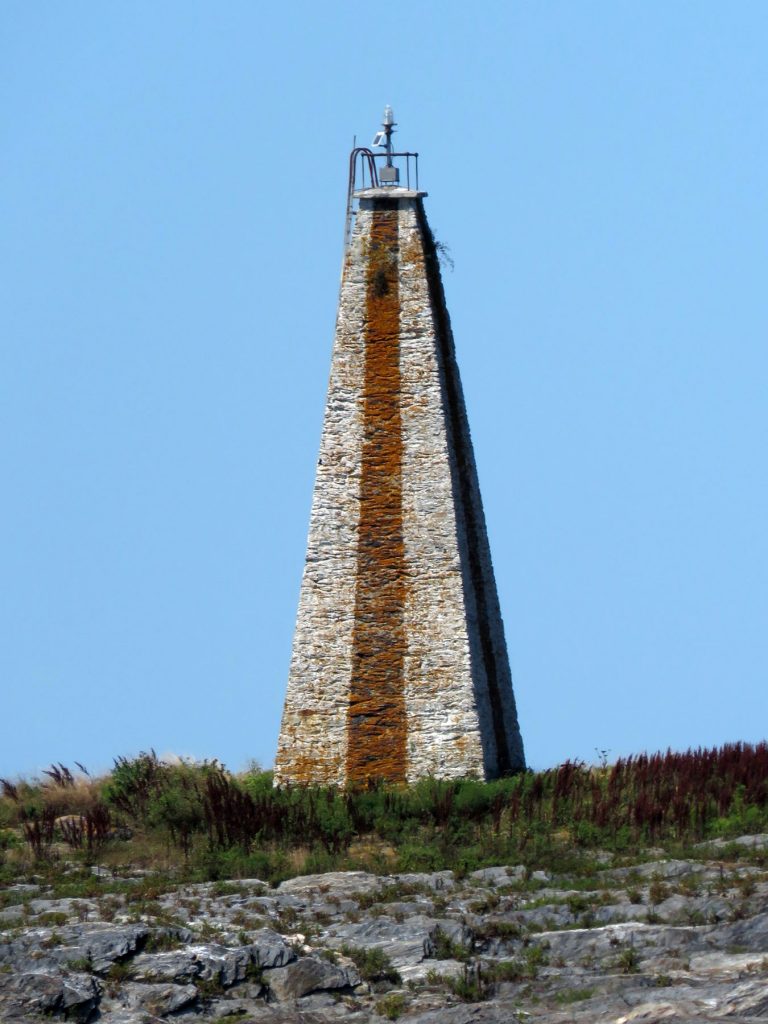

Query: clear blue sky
[{"left": 2, "top": 2, "right": 766, "bottom": 779}]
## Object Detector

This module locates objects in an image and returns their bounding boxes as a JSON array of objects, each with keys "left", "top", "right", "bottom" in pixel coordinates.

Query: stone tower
[{"left": 274, "top": 112, "right": 524, "bottom": 786}]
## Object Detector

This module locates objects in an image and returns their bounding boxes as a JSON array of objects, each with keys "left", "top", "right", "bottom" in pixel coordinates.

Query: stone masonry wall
[
  {"left": 274, "top": 192, "right": 524, "bottom": 786},
  {"left": 397, "top": 207, "right": 488, "bottom": 781},
  {"left": 272, "top": 208, "right": 371, "bottom": 785},
  {"left": 415, "top": 203, "right": 525, "bottom": 777}
]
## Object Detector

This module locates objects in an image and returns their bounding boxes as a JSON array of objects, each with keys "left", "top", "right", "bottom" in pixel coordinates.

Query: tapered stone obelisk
[{"left": 274, "top": 113, "right": 524, "bottom": 786}]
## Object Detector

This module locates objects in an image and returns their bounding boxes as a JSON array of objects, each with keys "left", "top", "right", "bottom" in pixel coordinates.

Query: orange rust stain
[
  {"left": 347, "top": 206, "right": 408, "bottom": 785},
  {"left": 284, "top": 727, "right": 339, "bottom": 786},
  {"left": 280, "top": 710, "right": 343, "bottom": 786}
]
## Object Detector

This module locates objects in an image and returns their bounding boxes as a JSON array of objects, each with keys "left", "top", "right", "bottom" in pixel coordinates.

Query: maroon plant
[{"left": 20, "top": 804, "right": 57, "bottom": 860}]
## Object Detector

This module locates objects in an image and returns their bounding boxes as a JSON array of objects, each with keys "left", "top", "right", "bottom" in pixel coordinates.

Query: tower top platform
[{"left": 353, "top": 187, "right": 428, "bottom": 200}]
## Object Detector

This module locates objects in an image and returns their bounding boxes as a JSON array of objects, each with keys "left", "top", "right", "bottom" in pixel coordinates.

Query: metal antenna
[{"left": 373, "top": 105, "right": 400, "bottom": 185}]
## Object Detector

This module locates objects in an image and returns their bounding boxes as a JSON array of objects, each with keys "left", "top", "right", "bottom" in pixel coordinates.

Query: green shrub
[
  {"left": 144, "top": 930, "right": 184, "bottom": 953},
  {"left": 484, "top": 959, "right": 526, "bottom": 983},
  {"left": 432, "top": 926, "right": 470, "bottom": 962},
  {"left": 648, "top": 878, "right": 669, "bottom": 906},
  {"left": 376, "top": 992, "right": 407, "bottom": 1019},
  {"left": 340, "top": 944, "right": 401, "bottom": 983},
  {"left": 434, "top": 964, "right": 490, "bottom": 1002},
  {"left": 38, "top": 912, "right": 68, "bottom": 926},
  {"left": 65, "top": 956, "right": 93, "bottom": 973},
  {"left": 147, "top": 768, "right": 204, "bottom": 857},
  {"left": 104, "top": 751, "right": 166, "bottom": 824},
  {"left": 615, "top": 946, "right": 641, "bottom": 973},
  {"left": 0, "top": 829, "right": 20, "bottom": 850},
  {"left": 555, "top": 986, "right": 595, "bottom": 1004}
]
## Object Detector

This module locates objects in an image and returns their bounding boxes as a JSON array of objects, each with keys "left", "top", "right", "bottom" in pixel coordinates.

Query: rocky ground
[{"left": 2, "top": 835, "right": 768, "bottom": 1023}]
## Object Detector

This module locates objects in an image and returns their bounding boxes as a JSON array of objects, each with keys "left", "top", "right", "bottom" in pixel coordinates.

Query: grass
[
  {"left": 615, "top": 945, "right": 641, "bottom": 974},
  {"left": 376, "top": 992, "right": 407, "bottom": 1019},
  {"left": 65, "top": 956, "right": 94, "bottom": 972},
  {"left": 0, "top": 741, "right": 766, "bottom": 892},
  {"left": 426, "top": 949, "right": 553, "bottom": 1004},
  {"left": 432, "top": 926, "right": 471, "bottom": 962},
  {"left": 340, "top": 943, "right": 401, "bottom": 984},
  {"left": 554, "top": 986, "right": 595, "bottom": 1004},
  {"left": 143, "top": 930, "right": 184, "bottom": 953},
  {"left": 438, "top": 964, "right": 490, "bottom": 1002}
]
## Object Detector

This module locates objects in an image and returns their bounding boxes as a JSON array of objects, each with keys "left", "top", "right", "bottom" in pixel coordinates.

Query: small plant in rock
[
  {"left": 648, "top": 878, "right": 670, "bottom": 906},
  {"left": 195, "top": 976, "right": 226, "bottom": 999},
  {"left": 144, "top": 930, "right": 184, "bottom": 952},
  {"left": 340, "top": 944, "right": 401, "bottom": 984},
  {"left": 36, "top": 926, "right": 66, "bottom": 949},
  {"left": 196, "top": 919, "right": 225, "bottom": 940},
  {"left": 278, "top": 904, "right": 299, "bottom": 927},
  {"left": 432, "top": 926, "right": 470, "bottom": 962},
  {"left": 376, "top": 992, "right": 407, "bottom": 1019},
  {"left": 469, "top": 892, "right": 500, "bottom": 913},
  {"left": 438, "top": 963, "right": 490, "bottom": 1002},
  {"left": 105, "top": 961, "right": 136, "bottom": 996},
  {"left": 738, "top": 875, "right": 757, "bottom": 898},
  {"left": 211, "top": 880, "right": 244, "bottom": 897},
  {"left": 566, "top": 894, "right": 591, "bottom": 915},
  {"left": 524, "top": 945, "right": 549, "bottom": 978},
  {"left": 729, "top": 900, "right": 750, "bottom": 921},
  {"left": 554, "top": 986, "right": 595, "bottom": 1004},
  {"left": 677, "top": 874, "right": 702, "bottom": 897},
  {"left": 484, "top": 959, "right": 525, "bottom": 983},
  {"left": 38, "top": 912, "right": 69, "bottom": 927},
  {"left": 476, "top": 919, "right": 523, "bottom": 941},
  {"left": 66, "top": 955, "right": 94, "bottom": 973},
  {"left": 615, "top": 945, "right": 641, "bottom": 973},
  {"left": 244, "top": 963, "right": 264, "bottom": 986},
  {"left": 681, "top": 907, "right": 706, "bottom": 926},
  {"left": 713, "top": 869, "right": 733, "bottom": 895}
]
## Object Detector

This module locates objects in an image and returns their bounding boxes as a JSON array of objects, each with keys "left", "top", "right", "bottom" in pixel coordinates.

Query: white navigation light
[{"left": 383, "top": 105, "right": 395, "bottom": 126}]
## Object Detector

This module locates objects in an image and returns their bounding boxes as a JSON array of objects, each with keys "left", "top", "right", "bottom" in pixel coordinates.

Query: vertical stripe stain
[{"left": 347, "top": 204, "right": 408, "bottom": 784}]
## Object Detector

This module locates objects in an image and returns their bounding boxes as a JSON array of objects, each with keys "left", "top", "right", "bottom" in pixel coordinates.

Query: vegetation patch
[
  {"left": 376, "top": 992, "right": 407, "bottom": 1019},
  {"left": 340, "top": 943, "right": 401, "bottom": 984},
  {"left": 0, "top": 742, "right": 765, "bottom": 889}
]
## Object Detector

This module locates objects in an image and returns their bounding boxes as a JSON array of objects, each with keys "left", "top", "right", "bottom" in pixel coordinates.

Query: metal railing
[{"left": 343, "top": 147, "right": 421, "bottom": 255}]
